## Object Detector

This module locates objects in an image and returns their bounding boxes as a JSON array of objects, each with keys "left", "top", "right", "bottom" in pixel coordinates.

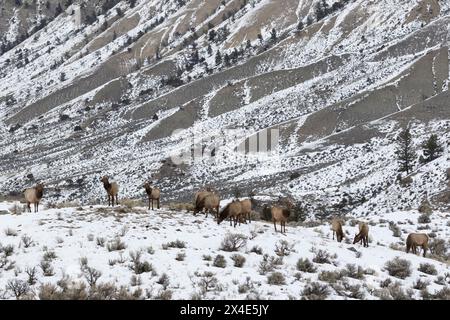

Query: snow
[{"left": 0, "top": 202, "right": 448, "bottom": 299}]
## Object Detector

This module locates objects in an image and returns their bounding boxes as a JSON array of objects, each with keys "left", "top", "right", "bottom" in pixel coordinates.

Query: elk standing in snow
[
  {"left": 100, "top": 176, "right": 119, "bottom": 206},
  {"left": 271, "top": 200, "right": 293, "bottom": 234},
  {"left": 217, "top": 200, "right": 242, "bottom": 227},
  {"left": 24, "top": 183, "right": 44, "bottom": 213},
  {"left": 331, "top": 218, "right": 345, "bottom": 243},
  {"left": 353, "top": 222, "right": 369, "bottom": 247},
  {"left": 406, "top": 233, "right": 429, "bottom": 257},
  {"left": 144, "top": 182, "right": 160, "bottom": 210}
]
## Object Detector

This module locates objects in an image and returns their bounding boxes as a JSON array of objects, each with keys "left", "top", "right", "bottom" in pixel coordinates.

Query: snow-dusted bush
[
  {"left": 312, "top": 249, "right": 333, "bottom": 264},
  {"left": 162, "top": 239, "right": 186, "bottom": 249},
  {"left": 220, "top": 233, "right": 247, "bottom": 252},
  {"left": 301, "top": 282, "right": 329, "bottom": 300},
  {"left": 250, "top": 245, "right": 263, "bottom": 255},
  {"left": 418, "top": 263, "right": 437, "bottom": 275},
  {"left": 341, "top": 264, "right": 365, "bottom": 279},
  {"left": 107, "top": 237, "right": 127, "bottom": 251},
  {"left": 318, "top": 270, "right": 343, "bottom": 283},
  {"left": 267, "top": 272, "right": 286, "bottom": 285},
  {"left": 418, "top": 213, "right": 431, "bottom": 224},
  {"left": 296, "top": 258, "right": 317, "bottom": 273},
  {"left": 385, "top": 257, "right": 411, "bottom": 279},
  {"left": 258, "top": 254, "right": 283, "bottom": 275},
  {"left": 213, "top": 254, "right": 227, "bottom": 268},
  {"left": 274, "top": 240, "right": 294, "bottom": 256},
  {"left": 230, "top": 254, "right": 246, "bottom": 267}
]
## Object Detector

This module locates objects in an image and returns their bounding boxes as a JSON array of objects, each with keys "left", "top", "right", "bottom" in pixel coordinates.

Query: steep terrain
[{"left": 0, "top": 0, "right": 449, "bottom": 217}]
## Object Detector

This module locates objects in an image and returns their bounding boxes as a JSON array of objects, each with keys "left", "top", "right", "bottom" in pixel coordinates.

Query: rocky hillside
[{"left": 0, "top": 0, "right": 449, "bottom": 216}]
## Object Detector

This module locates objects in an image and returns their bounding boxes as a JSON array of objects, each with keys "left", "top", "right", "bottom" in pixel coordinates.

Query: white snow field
[{"left": 0, "top": 202, "right": 448, "bottom": 300}]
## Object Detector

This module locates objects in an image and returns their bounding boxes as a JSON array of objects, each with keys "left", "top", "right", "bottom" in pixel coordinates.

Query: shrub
[
  {"left": 385, "top": 257, "right": 411, "bottom": 279},
  {"left": 163, "top": 240, "right": 186, "bottom": 249},
  {"left": 1, "top": 244, "right": 15, "bottom": 256},
  {"left": 267, "top": 272, "right": 286, "bottom": 285},
  {"left": 413, "top": 278, "right": 429, "bottom": 290},
  {"left": 428, "top": 238, "right": 447, "bottom": 257},
  {"left": 107, "top": 238, "right": 126, "bottom": 251},
  {"left": 418, "top": 263, "right": 437, "bottom": 275},
  {"left": 83, "top": 266, "right": 102, "bottom": 287},
  {"left": 418, "top": 213, "right": 431, "bottom": 224},
  {"left": 213, "top": 254, "right": 227, "bottom": 268},
  {"left": 274, "top": 240, "right": 294, "bottom": 256},
  {"left": 341, "top": 264, "right": 365, "bottom": 279},
  {"left": 301, "top": 282, "right": 329, "bottom": 300},
  {"left": 130, "top": 275, "right": 142, "bottom": 287},
  {"left": 231, "top": 254, "right": 246, "bottom": 267},
  {"left": 296, "top": 258, "right": 317, "bottom": 273},
  {"left": 154, "top": 289, "right": 172, "bottom": 300},
  {"left": 21, "top": 235, "right": 33, "bottom": 248},
  {"left": 312, "top": 250, "right": 332, "bottom": 264},
  {"left": 7, "top": 279, "right": 30, "bottom": 298},
  {"left": 258, "top": 254, "right": 283, "bottom": 275},
  {"left": 250, "top": 245, "right": 263, "bottom": 255},
  {"left": 318, "top": 270, "right": 343, "bottom": 283},
  {"left": 4, "top": 228, "right": 17, "bottom": 237},
  {"left": 43, "top": 250, "right": 57, "bottom": 261},
  {"left": 195, "top": 271, "right": 218, "bottom": 293},
  {"left": 202, "top": 254, "right": 212, "bottom": 261},
  {"left": 176, "top": 252, "right": 186, "bottom": 261},
  {"left": 40, "top": 260, "right": 55, "bottom": 276},
  {"left": 157, "top": 273, "right": 170, "bottom": 290},
  {"left": 25, "top": 266, "right": 38, "bottom": 285},
  {"left": 389, "top": 222, "right": 401, "bottom": 237},
  {"left": 130, "top": 260, "right": 153, "bottom": 274},
  {"left": 96, "top": 237, "right": 106, "bottom": 247},
  {"left": 220, "top": 233, "right": 247, "bottom": 252}
]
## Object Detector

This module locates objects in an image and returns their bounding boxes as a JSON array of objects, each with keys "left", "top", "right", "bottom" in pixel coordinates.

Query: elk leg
[
  {"left": 157, "top": 199, "right": 160, "bottom": 209},
  {"left": 333, "top": 231, "right": 335, "bottom": 240},
  {"left": 274, "top": 221, "right": 277, "bottom": 233}
]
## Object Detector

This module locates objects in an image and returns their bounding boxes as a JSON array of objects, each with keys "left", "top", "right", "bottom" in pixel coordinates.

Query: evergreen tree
[
  {"left": 297, "top": 21, "right": 304, "bottom": 31},
  {"left": 224, "top": 53, "right": 230, "bottom": 67},
  {"left": 257, "top": 33, "right": 263, "bottom": 44},
  {"left": 420, "top": 134, "right": 443, "bottom": 164},
  {"left": 396, "top": 127, "right": 416, "bottom": 174},
  {"left": 270, "top": 28, "right": 277, "bottom": 41},
  {"left": 55, "top": 3, "right": 63, "bottom": 17},
  {"left": 207, "top": 44, "right": 213, "bottom": 56},
  {"left": 215, "top": 50, "right": 222, "bottom": 65}
]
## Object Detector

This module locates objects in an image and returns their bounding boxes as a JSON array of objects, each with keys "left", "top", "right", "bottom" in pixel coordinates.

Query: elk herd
[{"left": 18, "top": 179, "right": 431, "bottom": 258}]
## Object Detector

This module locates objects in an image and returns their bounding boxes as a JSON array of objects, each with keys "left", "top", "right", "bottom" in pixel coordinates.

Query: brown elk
[
  {"left": 331, "top": 218, "right": 344, "bottom": 243},
  {"left": 194, "top": 189, "right": 220, "bottom": 218},
  {"left": 240, "top": 199, "right": 252, "bottom": 223},
  {"left": 24, "top": 183, "right": 44, "bottom": 213},
  {"left": 143, "top": 182, "right": 160, "bottom": 210},
  {"left": 353, "top": 222, "right": 369, "bottom": 247},
  {"left": 406, "top": 233, "right": 429, "bottom": 257},
  {"left": 217, "top": 200, "right": 242, "bottom": 227},
  {"left": 271, "top": 200, "right": 293, "bottom": 234},
  {"left": 100, "top": 176, "right": 119, "bottom": 206}
]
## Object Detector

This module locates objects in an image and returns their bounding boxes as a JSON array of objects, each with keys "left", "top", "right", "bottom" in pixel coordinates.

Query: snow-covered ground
[{"left": 0, "top": 201, "right": 448, "bottom": 300}]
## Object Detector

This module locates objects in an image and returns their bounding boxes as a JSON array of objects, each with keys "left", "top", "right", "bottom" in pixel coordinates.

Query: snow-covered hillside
[{"left": 0, "top": 202, "right": 448, "bottom": 300}]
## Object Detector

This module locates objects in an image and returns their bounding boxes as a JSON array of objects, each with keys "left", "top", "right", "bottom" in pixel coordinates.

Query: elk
[
  {"left": 217, "top": 200, "right": 242, "bottom": 227},
  {"left": 194, "top": 189, "right": 220, "bottom": 218},
  {"left": 24, "top": 183, "right": 44, "bottom": 213},
  {"left": 143, "top": 182, "right": 160, "bottom": 210},
  {"left": 271, "top": 200, "right": 293, "bottom": 234},
  {"left": 100, "top": 176, "right": 119, "bottom": 206},
  {"left": 331, "top": 218, "right": 344, "bottom": 243},
  {"left": 240, "top": 199, "right": 252, "bottom": 223},
  {"left": 353, "top": 222, "right": 369, "bottom": 247},
  {"left": 406, "top": 233, "right": 429, "bottom": 257}
]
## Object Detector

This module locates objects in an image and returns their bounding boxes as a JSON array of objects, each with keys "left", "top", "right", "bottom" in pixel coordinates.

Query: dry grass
[{"left": 168, "top": 202, "right": 195, "bottom": 212}]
